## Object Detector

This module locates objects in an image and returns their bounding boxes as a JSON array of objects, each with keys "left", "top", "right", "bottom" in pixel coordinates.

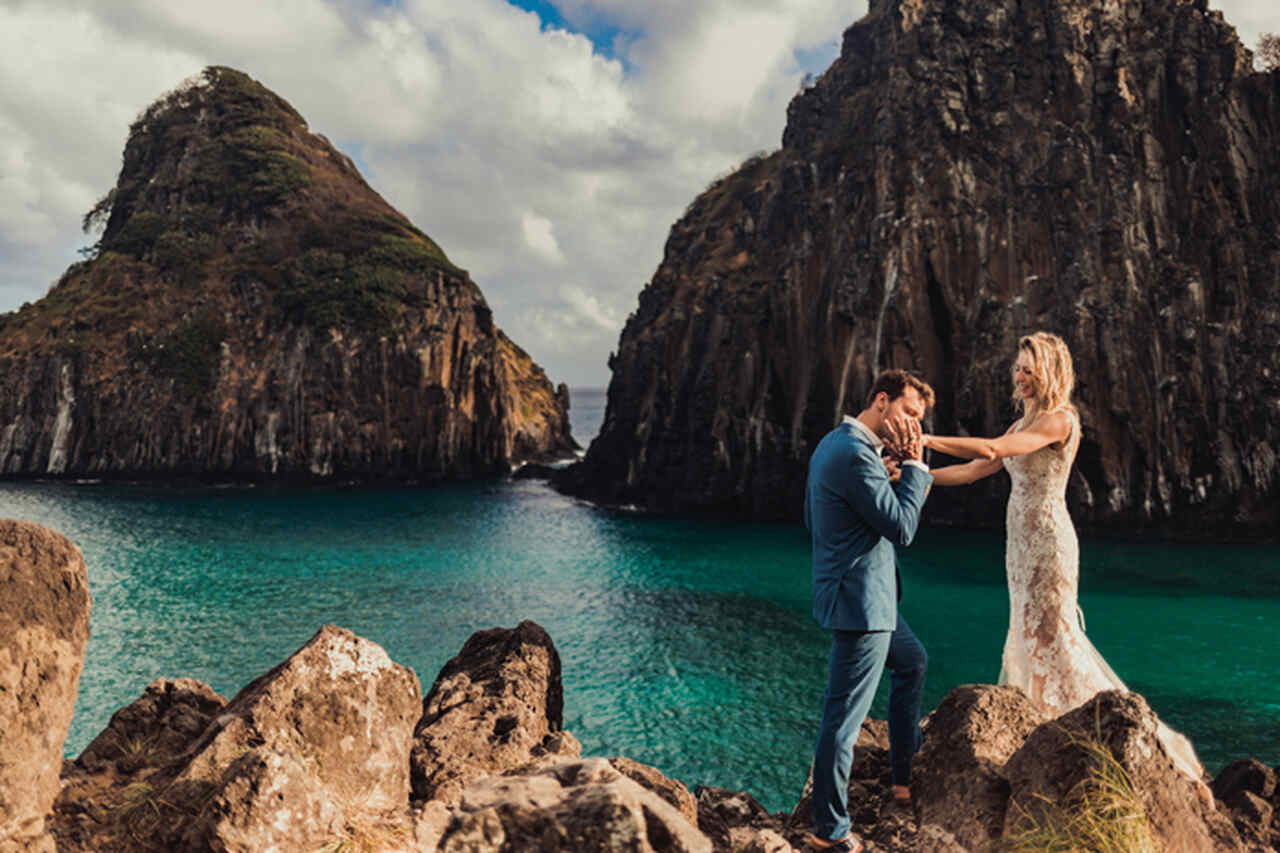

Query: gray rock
[
  {"left": 697, "top": 785, "right": 778, "bottom": 851},
  {"left": 0, "top": 521, "right": 91, "bottom": 853},
  {"left": 52, "top": 678, "right": 229, "bottom": 852},
  {"left": 413, "top": 800, "right": 457, "bottom": 853},
  {"left": 914, "top": 823, "right": 969, "bottom": 853},
  {"left": 75, "top": 677, "right": 227, "bottom": 773},
  {"left": 439, "top": 758, "right": 712, "bottom": 853},
  {"left": 912, "top": 684, "right": 1047, "bottom": 850},
  {"left": 411, "top": 621, "right": 580, "bottom": 805},
  {"left": 1232, "top": 791, "right": 1274, "bottom": 831},
  {"left": 1003, "top": 690, "right": 1245, "bottom": 853},
  {"left": 121, "top": 625, "right": 422, "bottom": 852},
  {"left": 609, "top": 756, "right": 700, "bottom": 829},
  {"left": 726, "top": 826, "right": 795, "bottom": 853},
  {"left": 1214, "top": 758, "right": 1278, "bottom": 806}
]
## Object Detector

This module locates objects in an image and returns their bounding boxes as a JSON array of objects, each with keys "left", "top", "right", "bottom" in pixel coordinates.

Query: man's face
[{"left": 879, "top": 386, "right": 926, "bottom": 435}]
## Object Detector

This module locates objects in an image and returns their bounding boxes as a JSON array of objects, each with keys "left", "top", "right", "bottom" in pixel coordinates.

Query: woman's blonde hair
[{"left": 1014, "top": 331, "right": 1076, "bottom": 416}]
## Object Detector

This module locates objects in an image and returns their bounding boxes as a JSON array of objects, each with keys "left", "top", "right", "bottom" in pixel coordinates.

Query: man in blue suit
[{"left": 804, "top": 369, "right": 934, "bottom": 852}]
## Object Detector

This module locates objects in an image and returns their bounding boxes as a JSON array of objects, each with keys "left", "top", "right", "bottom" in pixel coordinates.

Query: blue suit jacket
[{"left": 804, "top": 421, "right": 932, "bottom": 632}]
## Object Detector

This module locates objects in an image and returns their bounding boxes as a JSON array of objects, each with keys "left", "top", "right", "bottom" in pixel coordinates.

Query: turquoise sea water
[{"left": 0, "top": 387, "right": 1275, "bottom": 812}]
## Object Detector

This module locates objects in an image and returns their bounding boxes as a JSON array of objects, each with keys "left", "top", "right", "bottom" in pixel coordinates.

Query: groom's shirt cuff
[{"left": 902, "top": 460, "right": 929, "bottom": 473}]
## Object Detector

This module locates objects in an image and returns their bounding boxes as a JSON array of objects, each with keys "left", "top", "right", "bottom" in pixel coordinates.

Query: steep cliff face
[
  {"left": 0, "top": 67, "right": 574, "bottom": 481},
  {"left": 564, "top": 0, "right": 1280, "bottom": 535}
]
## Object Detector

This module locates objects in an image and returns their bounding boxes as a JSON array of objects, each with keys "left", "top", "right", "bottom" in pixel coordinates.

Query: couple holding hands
[{"left": 803, "top": 331, "right": 1204, "bottom": 852}]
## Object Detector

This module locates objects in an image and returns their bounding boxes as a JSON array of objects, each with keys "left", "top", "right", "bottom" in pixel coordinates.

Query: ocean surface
[{"left": 1, "top": 386, "right": 1276, "bottom": 812}]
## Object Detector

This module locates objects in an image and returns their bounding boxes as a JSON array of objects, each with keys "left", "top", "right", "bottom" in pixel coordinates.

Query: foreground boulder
[
  {"left": 161, "top": 625, "right": 421, "bottom": 851},
  {"left": 781, "top": 719, "right": 963, "bottom": 853},
  {"left": 610, "top": 757, "right": 700, "bottom": 829},
  {"left": 1003, "top": 690, "right": 1244, "bottom": 853},
  {"left": 1214, "top": 759, "right": 1280, "bottom": 848},
  {"left": 411, "top": 620, "right": 580, "bottom": 804},
  {"left": 912, "top": 684, "right": 1047, "bottom": 850},
  {"left": 62, "top": 626, "right": 421, "bottom": 852},
  {"left": 0, "top": 520, "right": 91, "bottom": 853},
  {"left": 75, "top": 678, "right": 228, "bottom": 773},
  {"left": 53, "top": 679, "right": 229, "bottom": 851},
  {"left": 697, "top": 786, "right": 792, "bottom": 853},
  {"left": 431, "top": 758, "right": 712, "bottom": 853}
]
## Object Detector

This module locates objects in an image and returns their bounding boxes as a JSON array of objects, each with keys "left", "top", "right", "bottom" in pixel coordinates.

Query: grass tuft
[
  {"left": 315, "top": 789, "right": 411, "bottom": 853},
  {"left": 1000, "top": 721, "right": 1159, "bottom": 853}
]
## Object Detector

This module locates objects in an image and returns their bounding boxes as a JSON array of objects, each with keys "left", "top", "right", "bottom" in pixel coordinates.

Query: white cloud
[
  {"left": 0, "top": 0, "right": 1271, "bottom": 389},
  {"left": 521, "top": 212, "right": 565, "bottom": 264},
  {"left": 560, "top": 284, "right": 621, "bottom": 331}
]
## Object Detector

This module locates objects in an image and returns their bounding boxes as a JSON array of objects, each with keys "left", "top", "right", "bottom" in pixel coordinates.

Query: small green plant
[
  {"left": 82, "top": 187, "right": 117, "bottom": 235},
  {"left": 153, "top": 230, "right": 215, "bottom": 287},
  {"left": 247, "top": 149, "right": 311, "bottom": 205},
  {"left": 114, "top": 781, "right": 164, "bottom": 842},
  {"left": 276, "top": 247, "right": 414, "bottom": 335},
  {"left": 150, "top": 310, "right": 228, "bottom": 395},
  {"left": 115, "top": 732, "right": 149, "bottom": 759},
  {"left": 1000, "top": 725, "right": 1158, "bottom": 853},
  {"left": 368, "top": 234, "right": 452, "bottom": 271},
  {"left": 108, "top": 211, "right": 168, "bottom": 257}
]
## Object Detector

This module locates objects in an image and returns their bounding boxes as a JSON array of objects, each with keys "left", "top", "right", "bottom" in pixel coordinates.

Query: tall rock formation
[
  {"left": 0, "top": 521, "right": 91, "bottom": 853},
  {"left": 0, "top": 66, "right": 574, "bottom": 481},
  {"left": 563, "top": 0, "right": 1280, "bottom": 535}
]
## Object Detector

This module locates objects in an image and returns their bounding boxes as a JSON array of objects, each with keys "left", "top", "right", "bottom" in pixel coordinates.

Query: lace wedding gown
[{"left": 998, "top": 411, "right": 1205, "bottom": 782}]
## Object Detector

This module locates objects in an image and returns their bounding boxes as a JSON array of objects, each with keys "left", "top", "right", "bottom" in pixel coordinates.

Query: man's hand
[{"left": 883, "top": 455, "right": 902, "bottom": 483}]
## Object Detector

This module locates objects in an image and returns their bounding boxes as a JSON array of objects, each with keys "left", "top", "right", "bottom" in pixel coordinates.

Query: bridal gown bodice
[{"left": 998, "top": 411, "right": 1205, "bottom": 782}]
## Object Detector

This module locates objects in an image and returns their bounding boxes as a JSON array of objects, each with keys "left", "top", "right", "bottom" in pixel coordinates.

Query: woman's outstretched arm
[
  {"left": 924, "top": 410, "right": 1073, "bottom": 461},
  {"left": 930, "top": 456, "right": 1004, "bottom": 486}
]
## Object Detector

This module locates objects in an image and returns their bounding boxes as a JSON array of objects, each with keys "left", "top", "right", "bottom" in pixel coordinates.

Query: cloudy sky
[{"left": 0, "top": 0, "right": 1272, "bottom": 387}]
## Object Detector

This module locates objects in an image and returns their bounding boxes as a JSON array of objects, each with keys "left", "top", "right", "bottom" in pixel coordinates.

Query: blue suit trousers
[{"left": 812, "top": 614, "right": 928, "bottom": 842}]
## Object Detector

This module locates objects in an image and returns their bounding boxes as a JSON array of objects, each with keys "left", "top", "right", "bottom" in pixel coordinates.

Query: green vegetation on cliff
[{"left": 76, "top": 66, "right": 461, "bottom": 337}]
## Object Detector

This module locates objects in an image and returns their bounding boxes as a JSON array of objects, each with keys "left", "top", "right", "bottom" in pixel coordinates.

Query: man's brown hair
[{"left": 863, "top": 369, "right": 935, "bottom": 410}]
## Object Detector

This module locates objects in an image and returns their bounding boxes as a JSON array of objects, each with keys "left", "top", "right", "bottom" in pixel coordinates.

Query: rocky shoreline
[{"left": 2, "top": 518, "right": 1277, "bottom": 852}]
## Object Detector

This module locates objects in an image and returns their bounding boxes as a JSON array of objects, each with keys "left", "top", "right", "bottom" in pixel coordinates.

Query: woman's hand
[{"left": 884, "top": 415, "right": 924, "bottom": 461}]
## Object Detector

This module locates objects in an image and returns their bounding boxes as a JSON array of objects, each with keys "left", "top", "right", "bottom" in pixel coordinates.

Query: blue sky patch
[{"left": 507, "top": 0, "right": 631, "bottom": 61}]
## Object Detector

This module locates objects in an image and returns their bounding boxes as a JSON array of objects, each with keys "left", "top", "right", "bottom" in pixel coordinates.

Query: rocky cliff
[
  {"left": 0, "top": 66, "right": 574, "bottom": 482},
  {"left": 562, "top": 0, "right": 1280, "bottom": 535}
]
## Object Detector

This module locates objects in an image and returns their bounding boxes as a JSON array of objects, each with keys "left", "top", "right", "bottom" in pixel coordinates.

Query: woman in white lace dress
[{"left": 919, "top": 332, "right": 1206, "bottom": 787}]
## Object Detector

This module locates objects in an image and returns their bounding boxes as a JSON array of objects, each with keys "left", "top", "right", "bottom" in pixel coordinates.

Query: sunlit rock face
[
  {"left": 0, "top": 521, "right": 91, "bottom": 853},
  {"left": 0, "top": 66, "right": 574, "bottom": 483},
  {"left": 563, "top": 0, "right": 1280, "bottom": 536}
]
